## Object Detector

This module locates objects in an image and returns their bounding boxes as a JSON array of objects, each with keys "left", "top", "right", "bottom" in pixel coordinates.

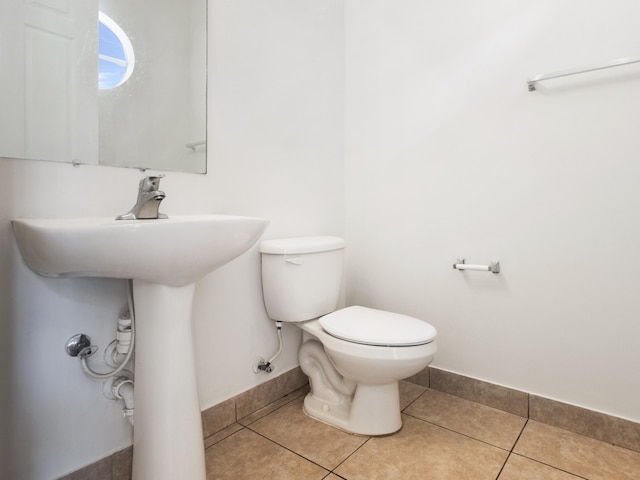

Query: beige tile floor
[{"left": 204, "top": 382, "right": 640, "bottom": 480}]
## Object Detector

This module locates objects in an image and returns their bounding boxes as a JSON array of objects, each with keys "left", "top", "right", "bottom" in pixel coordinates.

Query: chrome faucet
[{"left": 116, "top": 175, "right": 168, "bottom": 220}]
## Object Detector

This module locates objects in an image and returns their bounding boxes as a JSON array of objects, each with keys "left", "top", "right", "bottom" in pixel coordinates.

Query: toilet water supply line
[
  {"left": 255, "top": 321, "right": 284, "bottom": 373},
  {"left": 71, "top": 280, "right": 136, "bottom": 424}
]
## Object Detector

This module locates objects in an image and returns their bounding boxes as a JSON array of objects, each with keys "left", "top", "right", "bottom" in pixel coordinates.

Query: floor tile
[
  {"left": 238, "top": 385, "right": 309, "bottom": 426},
  {"left": 514, "top": 420, "right": 640, "bottom": 480},
  {"left": 205, "top": 428, "right": 328, "bottom": 480},
  {"left": 498, "top": 454, "right": 582, "bottom": 480},
  {"left": 235, "top": 367, "right": 308, "bottom": 419},
  {"left": 334, "top": 414, "right": 508, "bottom": 480},
  {"left": 204, "top": 422, "right": 244, "bottom": 449},
  {"left": 248, "top": 396, "right": 368, "bottom": 470},
  {"left": 404, "top": 389, "right": 526, "bottom": 450},
  {"left": 399, "top": 380, "right": 427, "bottom": 410}
]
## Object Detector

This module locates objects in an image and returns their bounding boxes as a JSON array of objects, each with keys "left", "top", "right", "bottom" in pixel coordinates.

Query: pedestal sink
[{"left": 12, "top": 214, "right": 269, "bottom": 480}]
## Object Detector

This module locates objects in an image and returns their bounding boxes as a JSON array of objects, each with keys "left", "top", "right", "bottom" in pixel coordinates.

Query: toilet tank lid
[{"left": 260, "top": 236, "right": 345, "bottom": 254}]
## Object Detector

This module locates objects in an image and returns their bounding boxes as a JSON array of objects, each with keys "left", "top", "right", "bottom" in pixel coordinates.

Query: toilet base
[{"left": 303, "top": 381, "right": 402, "bottom": 436}]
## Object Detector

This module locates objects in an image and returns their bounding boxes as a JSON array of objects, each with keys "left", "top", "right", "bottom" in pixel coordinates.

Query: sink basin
[
  {"left": 12, "top": 213, "right": 269, "bottom": 480},
  {"left": 12, "top": 214, "right": 269, "bottom": 286}
]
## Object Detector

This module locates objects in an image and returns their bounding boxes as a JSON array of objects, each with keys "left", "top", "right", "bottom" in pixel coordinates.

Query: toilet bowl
[
  {"left": 260, "top": 236, "right": 437, "bottom": 435},
  {"left": 299, "top": 307, "right": 437, "bottom": 435}
]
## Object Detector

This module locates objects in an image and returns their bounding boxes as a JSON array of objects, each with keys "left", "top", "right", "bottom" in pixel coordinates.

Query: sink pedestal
[
  {"left": 11, "top": 214, "right": 270, "bottom": 479},
  {"left": 132, "top": 280, "right": 206, "bottom": 480}
]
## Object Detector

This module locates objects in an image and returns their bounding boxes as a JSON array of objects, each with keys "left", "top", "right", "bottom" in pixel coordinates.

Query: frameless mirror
[{"left": 0, "top": 0, "right": 206, "bottom": 174}]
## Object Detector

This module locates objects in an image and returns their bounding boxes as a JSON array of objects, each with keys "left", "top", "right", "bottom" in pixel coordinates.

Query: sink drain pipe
[
  {"left": 254, "top": 321, "right": 284, "bottom": 374},
  {"left": 112, "top": 376, "right": 135, "bottom": 425}
]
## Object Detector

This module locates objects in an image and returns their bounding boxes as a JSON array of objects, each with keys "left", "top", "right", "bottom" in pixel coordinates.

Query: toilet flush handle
[{"left": 285, "top": 256, "right": 304, "bottom": 265}]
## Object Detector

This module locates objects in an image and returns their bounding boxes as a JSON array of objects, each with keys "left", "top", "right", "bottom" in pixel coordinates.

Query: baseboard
[{"left": 418, "top": 366, "right": 640, "bottom": 453}]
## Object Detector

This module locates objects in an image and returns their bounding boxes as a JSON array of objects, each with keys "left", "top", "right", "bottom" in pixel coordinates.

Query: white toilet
[{"left": 260, "top": 236, "right": 437, "bottom": 435}]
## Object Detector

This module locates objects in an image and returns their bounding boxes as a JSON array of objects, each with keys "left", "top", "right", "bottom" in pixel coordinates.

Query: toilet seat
[{"left": 319, "top": 306, "right": 437, "bottom": 347}]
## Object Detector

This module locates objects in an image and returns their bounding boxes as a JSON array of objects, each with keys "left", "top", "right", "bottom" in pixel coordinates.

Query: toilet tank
[{"left": 260, "top": 236, "right": 345, "bottom": 322}]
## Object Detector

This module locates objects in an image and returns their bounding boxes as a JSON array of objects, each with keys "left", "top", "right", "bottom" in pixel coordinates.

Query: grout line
[
  {"left": 400, "top": 411, "right": 515, "bottom": 452},
  {"left": 328, "top": 436, "right": 372, "bottom": 476},
  {"left": 400, "top": 385, "right": 429, "bottom": 412},
  {"left": 231, "top": 386, "right": 301, "bottom": 425},
  {"left": 508, "top": 452, "right": 590, "bottom": 480},
  {"left": 508, "top": 416, "right": 588, "bottom": 480},
  {"left": 244, "top": 426, "right": 333, "bottom": 474},
  {"left": 325, "top": 472, "right": 348, "bottom": 480},
  {"left": 494, "top": 418, "right": 530, "bottom": 479},
  {"left": 238, "top": 388, "right": 308, "bottom": 427},
  {"left": 234, "top": 397, "right": 238, "bottom": 423},
  {"left": 242, "top": 403, "right": 372, "bottom": 478},
  {"left": 512, "top": 418, "right": 529, "bottom": 451},
  {"left": 204, "top": 424, "right": 246, "bottom": 452},
  {"left": 494, "top": 453, "right": 510, "bottom": 479},
  {"left": 203, "top": 387, "right": 308, "bottom": 449},
  {"left": 203, "top": 424, "right": 247, "bottom": 451}
]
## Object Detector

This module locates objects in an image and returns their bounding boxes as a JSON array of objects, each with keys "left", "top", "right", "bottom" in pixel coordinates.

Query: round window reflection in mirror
[{"left": 98, "top": 12, "right": 135, "bottom": 90}]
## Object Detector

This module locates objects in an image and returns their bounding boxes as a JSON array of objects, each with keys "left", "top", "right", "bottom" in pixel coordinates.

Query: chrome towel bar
[
  {"left": 527, "top": 55, "right": 640, "bottom": 91},
  {"left": 453, "top": 258, "right": 500, "bottom": 274}
]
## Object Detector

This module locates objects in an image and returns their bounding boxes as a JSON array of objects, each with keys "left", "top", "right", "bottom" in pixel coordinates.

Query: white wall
[
  {"left": 344, "top": 0, "right": 640, "bottom": 422},
  {"left": 5, "top": 0, "right": 640, "bottom": 478},
  {"left": 0, "top": 0, "right": 344, "bottom": 478},
  {"left": 196, "top": 0, "right": 344, "bottom": 409}
]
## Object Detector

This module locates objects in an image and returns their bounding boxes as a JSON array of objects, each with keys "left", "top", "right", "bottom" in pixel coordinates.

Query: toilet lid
[{"left": 319, "top": 306, "right": 437, "bottom": 347}]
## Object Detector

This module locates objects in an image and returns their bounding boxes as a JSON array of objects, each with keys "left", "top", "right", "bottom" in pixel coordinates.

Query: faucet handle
[
  {"left": 116, "top": 175, "right": 168, "bottom": 220},
  {"left": 139, "top": 174, "right": 165, "bottom": 192}
]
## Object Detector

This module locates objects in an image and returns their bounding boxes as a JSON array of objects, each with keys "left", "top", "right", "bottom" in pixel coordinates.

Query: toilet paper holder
[{"left": 453, "top": 258, "right": 500, "bottom": 274}]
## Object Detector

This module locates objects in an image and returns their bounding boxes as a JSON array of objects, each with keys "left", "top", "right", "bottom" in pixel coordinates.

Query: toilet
[{"left": 260, "top": 236, "right": 437, "bottom": 435}]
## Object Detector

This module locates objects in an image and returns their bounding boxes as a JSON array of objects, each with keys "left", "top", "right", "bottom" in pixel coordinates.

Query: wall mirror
[{"left": 0, "top": 0, "right": 207, "bottom": 174}]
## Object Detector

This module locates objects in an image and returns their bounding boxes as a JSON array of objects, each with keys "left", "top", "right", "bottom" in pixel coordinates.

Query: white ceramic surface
[
  {"left": 12, "top": 214, "right": 268, "bottom": 480},
  {"left": 12, "top": 215, "right": 268, "bottom": 286},
  {"left": 300, "top": 318, "right": 436, "bottom": 435},
  {"left": 12, "top": 214, "right": 269, "bottom": 287}
]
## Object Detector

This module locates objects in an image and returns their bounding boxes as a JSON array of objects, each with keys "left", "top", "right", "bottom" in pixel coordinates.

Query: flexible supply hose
[
  {"left": 267, "top": 322, "right": 283, "bottom": 364},
  {"left": 81, "top": 280, "right": 136, "bottom": 380},
  {"left": 256, "top": 321, "right": 284, "bottom": 373}
]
